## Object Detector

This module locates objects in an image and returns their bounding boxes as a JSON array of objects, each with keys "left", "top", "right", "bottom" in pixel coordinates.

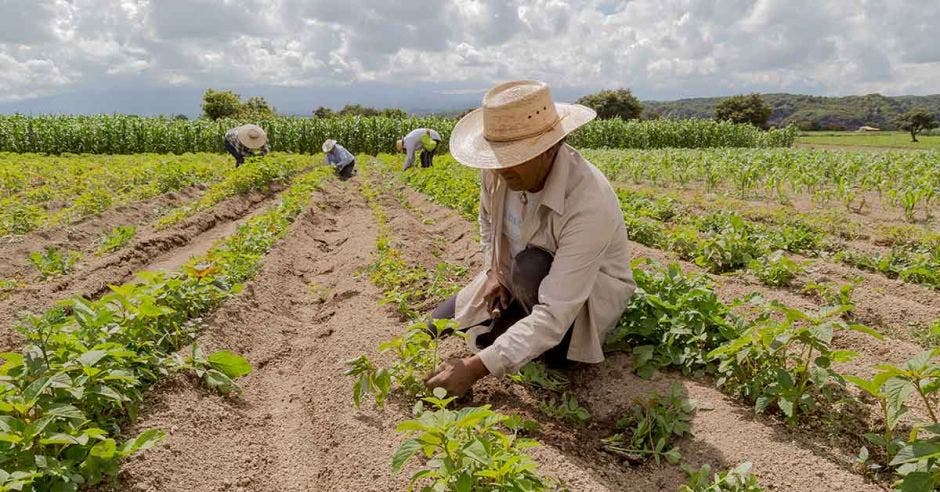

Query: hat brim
[
  {"left": 449, "top": 103, "right": 596, "bottom": 169},
  {"left": 322, "top": 141, "right": 336, "bottom": 152}
]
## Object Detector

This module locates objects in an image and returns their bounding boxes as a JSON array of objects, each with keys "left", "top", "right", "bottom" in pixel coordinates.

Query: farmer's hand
[
  {"left": 425, "top": 356, "right": 489, "bottom": 397},
  {"left": 482, "top": 271, "right": 510, "bottom": 317}
]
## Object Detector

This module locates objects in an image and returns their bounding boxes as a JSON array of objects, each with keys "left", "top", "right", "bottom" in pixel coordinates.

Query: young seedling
[
  {"left": 508, "top": 361, "right": 570, "bottom": 391},
  {"left": 28, "top": 246, "right": 82, "bottom": 279},
  {"left": 97, "top": 224, "right": 136, "bottom": 255},
  {"left": 539, "top": 393, "right": 591, "bottom": 425},
  {"left": 602, "top": 384, "right": 694, "bottom": 465},
  {"left": 678, "top": 462, "right": 763, "bottom": 492}
]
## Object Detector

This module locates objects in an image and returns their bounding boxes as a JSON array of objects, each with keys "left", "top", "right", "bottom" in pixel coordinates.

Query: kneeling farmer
[
  {"left": 223, "top": 124, "right": 269, "bottom": 167},
  {"left": 322, "top": 139, "right": 357, "bottom": 180},
  {"left": 426, "top": 80, "right": 636, "bottom": 396}
]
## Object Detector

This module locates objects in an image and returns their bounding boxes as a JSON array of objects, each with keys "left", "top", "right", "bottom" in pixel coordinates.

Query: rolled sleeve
[{"left": 477, "top": 208, "right": 615, "bottom": 376}]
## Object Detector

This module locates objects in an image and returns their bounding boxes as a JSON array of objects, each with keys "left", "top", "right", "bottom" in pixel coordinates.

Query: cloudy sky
[{"left": 1, "top": 0, "right": 938, "bottom": 115}]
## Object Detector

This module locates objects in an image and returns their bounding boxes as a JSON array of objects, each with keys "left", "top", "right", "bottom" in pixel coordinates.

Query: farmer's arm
[{"left": 478, "top": 209, "right": 615, "bottom": 376}]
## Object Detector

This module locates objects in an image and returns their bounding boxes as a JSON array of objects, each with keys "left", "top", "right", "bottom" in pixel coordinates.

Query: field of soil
[{"left": 2, "top": 152, "right": 937, "bottom": 491}]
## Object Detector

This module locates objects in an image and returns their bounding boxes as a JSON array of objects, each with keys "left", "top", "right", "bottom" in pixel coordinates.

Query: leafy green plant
[
  {"left": 538, "top": 393, "right": 591, "bottom": 425},
  {"left": 345, "top": 319, "right": 460, "bottom": 407},
  {"left": 0, "top": 277, "right": 18, "bottom": 298},
  {"left": 679, "top": 462, "right": 763, "bottom": 492},
  {"left": 694, "top": 214, "right": 766, "bottom": 273},
  {"left": 606, "top": 259, "right": 740, "bottom": 378},
  {"left": 28, "top": 246, "right": 82, "bottom": 279},
  {"left": 845, "top": 368, "right": 908, "bottom": 467},
  {"left": 508, "top": 361, "right": 569, "bottom": 391},
  {"left": 602, "top": 384, "right": 694, "bottom": 465},
  {"left": 801, "top": 279, "right": 857, "bottom": 313},
  {"left": 747, "top": 250, "right": 808, "bottom": 287},
  {"left": 174, "top": 346, "right": 253, "bottom": 395},
  {"left": 393, "top": 387, "right": 550, "bottom": 491},
  {"left": 97, "top": 225, "right": 137, "bottom": 254},
  {"left": 708, "top": 300, "right": 882, "bottom": 424}
]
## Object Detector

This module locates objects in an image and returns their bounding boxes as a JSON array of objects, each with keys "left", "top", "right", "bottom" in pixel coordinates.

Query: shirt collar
[{"left": 538, "top": 144, "right": 570, "bottom": 215}]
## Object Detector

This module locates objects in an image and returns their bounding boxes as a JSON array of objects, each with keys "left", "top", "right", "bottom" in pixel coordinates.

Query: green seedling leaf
[{"left": 207, "top": 350, "right": 252, "bottom": 378}]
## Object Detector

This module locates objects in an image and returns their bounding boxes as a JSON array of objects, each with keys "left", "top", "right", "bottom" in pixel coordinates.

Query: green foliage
[
  {"left": 837, "top": 246, "right": 940, "bottom": 290},
  {"left": 201, "top": 88, "right": 245, "bottom": 120},
  {"left": 96, "top": 225, "right": 136, "bottom": 255},
  {"left": 601, "top": 384, "right": 694, "bottom": 465},
  {"left": 0, "top": 165, "right": 330, "bottom": 489},
  {"left": 801, "top": 280, "right": 857, "bottom": 313},
  {"left": 896, "top": 107, "right": 939, "bottom": 142},
  {"left": 345, "top": 319, "right": 460, "bottom": 407},
  {"left": 715, "top": 94, "right": 772, "bottom": 128},
  {"left": 693, "top": 214, "right": 766, "bottom": 273},
  {"left": 240, "top": 95, "right": 277, "bottom": 119},
  {"left": 576, "top": 88, "right": 643, "bottom": 120},
  {"left": 747, "top": 250, "right": 808, "bottom": 287},
  {"left": 508, "top": 362, "right": 569, "bottom": 392},
  {"left": 28, "top": 246, "right": 82, "bottom": 279},
  {"left": 708, "top": 300, "right": 882, "bottom": 424},
  {"left": 393, "top": 387, "right": 550, "bottom": 491},
  {"left": 678, "top": 462, "right": 763, "bottom": 492},
  {"left": 538, "top": 393, "right": 590, "bottom": 425},
  {"left": 606, "top": 260, "right": 739, "bottom": 378}
]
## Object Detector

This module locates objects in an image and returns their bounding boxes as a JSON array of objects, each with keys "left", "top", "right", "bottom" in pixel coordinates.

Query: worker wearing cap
[
  {"left": 398, "top": 128, "right": 442, "bottom": 170},
  {"left": 223, "top": 124, "right": 269, "bottom": 167},
  {"left": 424, "top": 80, "right": 636, "bottom": 397},
  {"left": 323, "top": 139, "right": 356, "bottom": 180}
]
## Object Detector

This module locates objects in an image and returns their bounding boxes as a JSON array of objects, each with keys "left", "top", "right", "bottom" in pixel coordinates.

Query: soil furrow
[{"left": 0, "top": 184, "right": 285, "bottom": 350}]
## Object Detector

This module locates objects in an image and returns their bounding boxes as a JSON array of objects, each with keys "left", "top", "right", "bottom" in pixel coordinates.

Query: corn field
[{"left": 0, "top": 114, "right": 797, "bottom": 155}]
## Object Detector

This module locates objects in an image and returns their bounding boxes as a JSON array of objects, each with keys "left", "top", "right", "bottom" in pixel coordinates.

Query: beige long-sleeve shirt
[{"left": 453, "top": 144, "right": 636, "bottom": 377}]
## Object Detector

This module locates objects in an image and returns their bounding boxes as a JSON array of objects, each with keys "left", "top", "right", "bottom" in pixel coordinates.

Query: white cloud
[{"left": 0, "top": 0, "right": 936, "bottom": 107}]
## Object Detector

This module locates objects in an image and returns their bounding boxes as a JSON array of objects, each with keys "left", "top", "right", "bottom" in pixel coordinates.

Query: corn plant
[{"left": 602, "top": 384, "right": 694, "bottom": 465}]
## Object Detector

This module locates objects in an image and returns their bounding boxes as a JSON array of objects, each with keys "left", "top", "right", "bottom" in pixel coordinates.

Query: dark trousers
[
  {"left": 337, "top": 160, "right": 356, "bottom": 180},
  {"left": 431, "top": 246, "right": 575, "bottom": 369},
  {"left": 419, "top": 147, "right": 436, "bottom": 168},
  {"left": 224, "top": 140, "right": 245, "bottom": 167}
]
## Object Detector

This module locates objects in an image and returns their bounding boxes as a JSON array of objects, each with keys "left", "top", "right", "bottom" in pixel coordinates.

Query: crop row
[
  {"left": 0, "top": 115, "right": 796, "bottom": 155},
  {"left": 0, "top": 153, "right": 233, "bottom": 237},
  {"left": 376, "top": 155, "right": 940, "bottom": 490},
  {"left": 0, "top": 165, "right": 334, "bottom": 490},
  {"left": 585, "top": 148, "right": 940, "bottom": 221}
]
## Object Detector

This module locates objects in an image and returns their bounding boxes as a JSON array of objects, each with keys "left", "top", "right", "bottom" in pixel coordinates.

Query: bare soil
[{"left": 114, "top": 163, "right": 901, "bottom": 491}]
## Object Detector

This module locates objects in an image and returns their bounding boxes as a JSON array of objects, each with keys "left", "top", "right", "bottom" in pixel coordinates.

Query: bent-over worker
[
  {"left": 223, "top": 124, "right": 269, "bottom": 167},
  {"left": 398, "top": 128, "right": 442, "bottom": 170},
  {"left": 323, "top": 139, "right": 356, "bottom": 180},
  {"left": 424, "top": 80, "right": 636, "bottom": 397}
]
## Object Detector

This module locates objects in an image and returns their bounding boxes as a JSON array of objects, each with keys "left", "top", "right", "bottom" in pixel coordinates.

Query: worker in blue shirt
[{"left": 322, "top": 139, "right": 356, "bottom": 180}]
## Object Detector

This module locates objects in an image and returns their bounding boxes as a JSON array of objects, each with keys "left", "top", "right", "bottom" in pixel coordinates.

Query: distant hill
[{"left": 643, "top": 93, "right": 940, "bottom": 131}]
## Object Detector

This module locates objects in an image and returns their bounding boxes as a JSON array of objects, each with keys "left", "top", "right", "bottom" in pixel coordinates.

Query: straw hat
[
  {"left": 236, "top": 124, "right": 267, "bottom": 149},
  {"left": 322, "top": 139, "right": 336, "bottom": 152},
  {"left": 449, "top": 80, "right": 595, "bottom": 169}
]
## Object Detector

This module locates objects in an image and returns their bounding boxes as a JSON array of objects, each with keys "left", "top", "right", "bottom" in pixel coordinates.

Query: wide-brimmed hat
[
  {"left": 450, "top": 80, "right": 595, "bottom": 169},
  {"left": 236, "top": 124, "right": 267, "bottom": 149},
  {"left": 322, "top": 139, "right": 336, "bottom": 152}
]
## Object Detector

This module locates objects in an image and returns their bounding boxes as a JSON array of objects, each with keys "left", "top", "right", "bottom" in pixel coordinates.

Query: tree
[
  {"left": 576, "top": 89, "right": 643, "bottom": 120},
  {"left": 896, "top": 107, "right": 938, "bottom": 142},
  {"left": 240, "top": 96, "right": 276, "bottom": 118},
  {"left": 714, "top": 94, "right": 772, "bottom": 128},
  {"left": 313, "top": 106, "right": 335, "bottom": 118},
  {"left": 201, "top": 89, "right": 243, "bottom": 120}
]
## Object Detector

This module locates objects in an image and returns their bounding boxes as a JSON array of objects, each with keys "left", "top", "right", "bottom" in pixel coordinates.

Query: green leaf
[
  {"left": 77, "top": 349, "right": 107, "bottom": 367},
  {"left": 846, "top": 323, "right": 884, "bottom": 340},
  {"left": 899, "top": 472, "right": 935, "bottom": 492},
  {"left": 207, "top": 351, "right": 252, "bottom": 378},
  {"left": 89, "top": 438, "right": 117, "bottom": 459},
  {"left": 392, "top": 439, "right": 422, "bottom": 472},
  {"left": 121, "top": 429, "right": 166, "bottom": 456},
  {"left": 777, "top": 398, "right": 794, "bottom": 418}
]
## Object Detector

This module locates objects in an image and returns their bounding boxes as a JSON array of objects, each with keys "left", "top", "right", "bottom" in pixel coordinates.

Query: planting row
[
  {"left": 0, "top": 165, "right": 334, "bottom": 490},
  {"left": 584, "top": 148, "right": 940, "bottom": 222},
  {"left": 0, "top": 153, "right": 232, "bottom": 237},
  {"left": 376, "top": 155, "right": 940, "bottom": 490}
]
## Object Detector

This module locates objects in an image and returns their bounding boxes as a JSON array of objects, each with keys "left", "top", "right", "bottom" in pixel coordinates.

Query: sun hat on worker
[
  {"left": 322, "top": 139, "right": 337, "bottom": 152},
  {"left": 236, "top": 124, "right": 267, "bottom": 149},
  {"left": 449, "top": 80, "right": 595, "bottom": 169}
]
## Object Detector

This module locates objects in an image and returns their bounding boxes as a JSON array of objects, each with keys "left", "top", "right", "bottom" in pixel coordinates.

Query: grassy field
[{"left": 798, "top": 130, "right": 940, "bottom": 150}]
